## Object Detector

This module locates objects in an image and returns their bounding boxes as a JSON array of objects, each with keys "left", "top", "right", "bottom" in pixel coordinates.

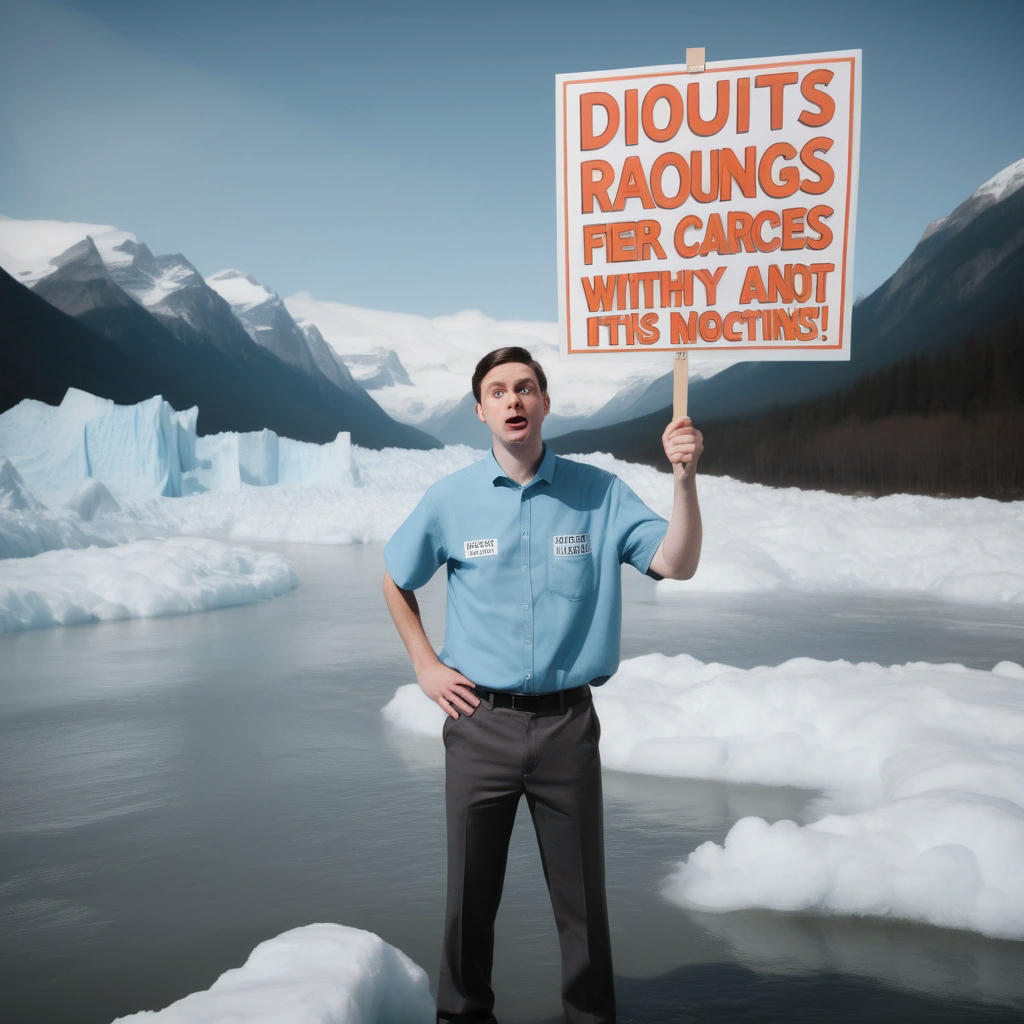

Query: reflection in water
[{"left": 686, "top": 909, "right": 1024, "bottom": 1010}]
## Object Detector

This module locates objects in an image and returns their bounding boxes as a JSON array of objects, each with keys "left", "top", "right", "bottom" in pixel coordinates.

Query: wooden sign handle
[
  {"left": 673, "top": 47, "right": 699, "bottom": 423},
  {"left": 673, "top": 352, "right": 688, "bottom": 418}
]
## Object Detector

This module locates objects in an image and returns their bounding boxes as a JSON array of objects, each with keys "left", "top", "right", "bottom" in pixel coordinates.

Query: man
[{"left": 383, "top": 346, "right": 702, "bottom": 1024}]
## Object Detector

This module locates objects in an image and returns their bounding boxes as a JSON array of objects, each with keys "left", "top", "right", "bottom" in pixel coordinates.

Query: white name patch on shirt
[
  {"left": 464, "top": 537, "right": 498, "bottom": 558},
  {"left": 553, "top": 533, "right": 591, "bottom": 556}
]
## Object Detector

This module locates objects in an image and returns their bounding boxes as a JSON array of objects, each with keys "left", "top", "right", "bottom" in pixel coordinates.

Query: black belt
[{"left": 474, "top": 683, "right": 590, "bottom": 715}]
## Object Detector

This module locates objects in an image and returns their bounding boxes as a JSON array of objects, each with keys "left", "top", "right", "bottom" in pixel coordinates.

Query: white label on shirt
[
  {"left": 553, "top": 533, "right": 591, "bottom": 556},
  {"left": 464, "top": 537, "right": 498, "bottom": 558}
]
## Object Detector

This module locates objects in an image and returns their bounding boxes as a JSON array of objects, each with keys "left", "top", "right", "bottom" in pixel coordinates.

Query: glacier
[
  {"left": 111, "top": 923, "right": 434, "bottom": 1023},
  {"left": 1, "top": 388, "right": 1023, "bottom": 634},
  {"left": 0, "top": 388, "right": 355, "bottom": 505}
]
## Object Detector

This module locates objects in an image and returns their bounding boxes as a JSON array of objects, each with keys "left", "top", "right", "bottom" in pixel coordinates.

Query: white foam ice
[
  {"left": 111, "top": 923, "right": 433, "bottom": 1023},
  {"left": 383, "top": 652, "right": 1024, "bottom": 940},
  {"left": 618, "top": 654, "right": 1024, "bottom": 941},
  {"left": 0, "top": 536, "right": 298, "bottom": 634}
]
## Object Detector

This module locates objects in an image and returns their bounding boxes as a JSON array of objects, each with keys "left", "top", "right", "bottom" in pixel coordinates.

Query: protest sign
[{"left": 556, "top": 50, "right": 861, "bottom": 362}]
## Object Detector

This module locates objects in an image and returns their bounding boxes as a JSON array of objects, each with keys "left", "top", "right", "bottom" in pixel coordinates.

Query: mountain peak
[
  {"left": 921, "top": 156, "right": 1024, "bottom": 243},
  {"left": 206, "top": 268, "right": 276, "bottom": 311},
  {"left": 973, "top": 156, "right": 1024, "bottom": 206}
]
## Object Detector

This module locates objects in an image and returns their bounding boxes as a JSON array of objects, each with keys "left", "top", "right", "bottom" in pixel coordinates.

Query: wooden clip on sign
[{"left": 555, "top": 46, "right": 862, "bottom": 420}]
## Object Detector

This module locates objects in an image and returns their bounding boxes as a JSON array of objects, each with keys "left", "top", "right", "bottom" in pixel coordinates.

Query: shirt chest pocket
[{"left": 548, "top": 533, "right": 595, "bottom": 601}]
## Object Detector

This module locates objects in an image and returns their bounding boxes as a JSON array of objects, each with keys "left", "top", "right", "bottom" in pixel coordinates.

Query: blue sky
[{"left": 2, "top": 0, "right": 1021, "bottom": 320}]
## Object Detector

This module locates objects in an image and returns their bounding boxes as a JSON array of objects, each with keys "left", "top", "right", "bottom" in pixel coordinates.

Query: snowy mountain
[
  {"left": 206, "top": 268, "right": 358, "bottom": 393},
  {"left": 920, "top": 157, "right": 1024, "bottom": 244},
  {"left": 556, "top": 157, "right": 1024, "bottom": 437},
  {"left": 0, "top": 219, "right": 438, "bottom": 450},
  {"left": 283, "top": 295, "right": 735, "bottom": 432},
  {"left": 0, "top": 215, "right": 733, "bottom": 440},
  {"left": 342, "top": 347, "right": 413, "bottom": 390},
  {"left": 550, "top": 157, "right": 1024, "bottom": 497}
]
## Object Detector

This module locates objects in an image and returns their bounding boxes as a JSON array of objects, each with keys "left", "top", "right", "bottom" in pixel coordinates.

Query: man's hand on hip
[{"left": 418, "top": 662, "right": 480, "bottom": 719}]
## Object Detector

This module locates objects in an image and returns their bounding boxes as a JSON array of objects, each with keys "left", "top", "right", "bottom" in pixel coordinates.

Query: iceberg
[
  {"left": 0, "top": 458, "right": 115, "bottom": 559},
  {"left": 0, "top": 389, "right": 355, "bottom": 504},
  {"left": 111, "top": 923, "right": 434, "bottom": 1023}
]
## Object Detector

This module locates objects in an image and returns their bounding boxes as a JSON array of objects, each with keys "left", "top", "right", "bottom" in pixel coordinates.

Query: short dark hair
[{"left": 472, "top": 347, "right": 548, "bottom": 402}]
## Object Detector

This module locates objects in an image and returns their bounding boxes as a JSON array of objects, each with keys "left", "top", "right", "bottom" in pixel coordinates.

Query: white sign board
[{"left": 556, "top": 50, "right": 861, "bottom": 359}]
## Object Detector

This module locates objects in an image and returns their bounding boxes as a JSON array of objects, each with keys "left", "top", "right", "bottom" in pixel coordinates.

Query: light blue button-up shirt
[{"left": 384, "top": 445, "right": 667, "bottom": 693}]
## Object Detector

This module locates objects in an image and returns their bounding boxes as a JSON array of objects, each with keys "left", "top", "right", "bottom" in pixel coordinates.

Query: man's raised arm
[
  {"left": 382, "top": 572, "right": 480, "bottom": 719},
  {"left": 648, "top": 415, "right": 704, "bottom": 581}
]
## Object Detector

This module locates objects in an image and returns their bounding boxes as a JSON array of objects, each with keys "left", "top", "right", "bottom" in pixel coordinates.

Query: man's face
[{"left": 475, "top": 362, "right": 550, "bottom": 449}]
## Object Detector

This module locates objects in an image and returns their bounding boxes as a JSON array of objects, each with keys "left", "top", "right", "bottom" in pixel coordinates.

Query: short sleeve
[
  {"left": 384, "top": 490, "right": 447, "bottom": 590},
  {"left": 613, "top": 477, "right": 667, "bottom": 574}
]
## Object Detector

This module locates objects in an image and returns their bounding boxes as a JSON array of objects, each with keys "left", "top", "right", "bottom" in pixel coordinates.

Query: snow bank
[
  {"left": 0, "top": 390, "right": 354, "bottom": 504},
  {"left": 123, "top": 445, "right": 479, "bottom": 545},
  {"left": 384, "top": 655, "right": 1024, "bottom": 940},
  {"left": 580, "top": 453, "right": 1024, "bottom": 604},
  {"left": 0, "top": 537, "right": 297, "bottom": 633},
  {"left": 112, "top": 923, "right": 433, "bottom": 1024},
  {"left": 126, "top": 446, "right": 1024, "bottom": 605}
]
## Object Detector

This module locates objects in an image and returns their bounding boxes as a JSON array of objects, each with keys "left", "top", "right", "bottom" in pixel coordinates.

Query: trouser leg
[
  {"left": 437, "top": 705, "right": 525, "bottom": 1023},
  {"left": 526, "top": 698, "right": 616, "bottom": 1024}
]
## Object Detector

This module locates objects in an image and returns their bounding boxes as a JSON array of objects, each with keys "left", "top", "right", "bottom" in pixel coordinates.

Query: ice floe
[
  {"left": 384, "top": 653, "right": 1024, "bottom": 940},
  {"left": 111, "top": 923, "right": 433, "bottom": 1023},
  {"left": 0, "top": 537, "right": 297, "bottom": 633}
]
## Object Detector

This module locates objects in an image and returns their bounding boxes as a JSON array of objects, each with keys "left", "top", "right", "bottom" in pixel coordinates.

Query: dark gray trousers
[{"left": 436, "top": 692, "right": 615, "bottom": 1024}]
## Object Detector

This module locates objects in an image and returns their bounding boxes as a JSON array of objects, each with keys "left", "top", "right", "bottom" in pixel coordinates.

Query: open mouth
[{"left": 505, "top": 416, "right": 528, "bottom": 430}]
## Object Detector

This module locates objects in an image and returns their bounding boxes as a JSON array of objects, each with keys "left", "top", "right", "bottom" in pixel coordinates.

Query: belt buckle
[{"left": 510, "top": 693, "right": 529, "bottom": 711}]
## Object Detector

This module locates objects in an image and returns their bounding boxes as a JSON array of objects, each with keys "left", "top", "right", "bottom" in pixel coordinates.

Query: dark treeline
[{"left": 692, "top": 318, "right": 1024, "bottom": 499}]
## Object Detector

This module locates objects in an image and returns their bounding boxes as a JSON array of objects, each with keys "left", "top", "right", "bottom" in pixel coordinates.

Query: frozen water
[
  {"left": 0, "top": 537, "right": 298, "bottom": 633},
  {"left": 0, "top": 390, "right": 355, "bottom": 503},
  {"left": 384, "top": 653, "right": 1024, "bottom": 940},
  {"left": 111, "top": 923, "right": 433, "bottom": 1023},
  {"left": 1, "top": 391, "right": 1021, "bottom": 640}
]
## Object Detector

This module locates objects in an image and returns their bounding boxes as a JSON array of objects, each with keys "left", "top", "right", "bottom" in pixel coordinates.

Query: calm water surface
[{"left": 2, "top": 542, "right": 1023, "bottom": 1024}]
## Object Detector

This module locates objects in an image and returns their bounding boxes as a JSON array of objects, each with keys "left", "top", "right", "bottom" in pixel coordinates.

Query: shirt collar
[{"left": 485, "top": 444, "right": 556, "bottom": 488}]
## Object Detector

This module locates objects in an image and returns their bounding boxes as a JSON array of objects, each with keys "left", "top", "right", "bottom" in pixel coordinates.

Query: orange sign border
[{"left": 559, "top": 54, "right": 860, "bottom": 356}]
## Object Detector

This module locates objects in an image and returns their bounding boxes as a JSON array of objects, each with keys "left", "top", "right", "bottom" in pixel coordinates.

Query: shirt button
[
  {"left": 526, "top": 673, "right": 532, "bottom": 680},
  {"left": 521, "top": 566, "right": 527, "bottom": 572}
]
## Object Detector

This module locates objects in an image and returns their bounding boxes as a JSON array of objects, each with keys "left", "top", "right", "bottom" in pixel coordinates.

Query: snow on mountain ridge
[
  {"left": 0, "top": 218, "right": 135, "bottom": 285},
  {"left": 283, "top": 291, "right": 677, "bottom": 424},
  {"left": 206, "top": 268, "right": 275, "bottom": 311},
  {"left": 206, "top": 268, "right": 360, "bottom": 391},
  {"left": 920, "top": 156, "right": 1024, "bottom": 242},
  {"left": 973, "top": 156, "right": 1024, "bottom": 206}
]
